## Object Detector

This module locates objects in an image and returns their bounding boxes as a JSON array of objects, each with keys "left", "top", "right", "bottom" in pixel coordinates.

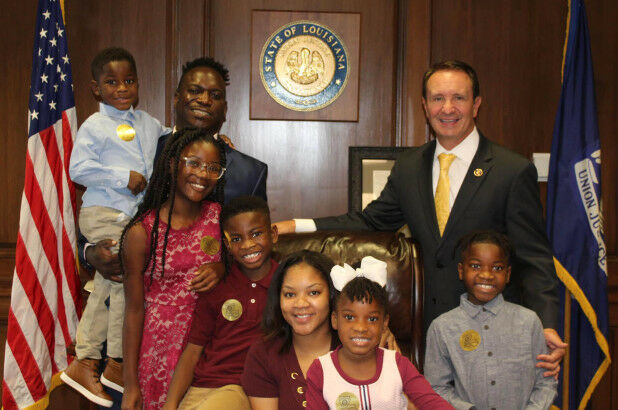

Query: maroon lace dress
[{"left": 137, "top": 201, "right": 221, "bottom": 409}]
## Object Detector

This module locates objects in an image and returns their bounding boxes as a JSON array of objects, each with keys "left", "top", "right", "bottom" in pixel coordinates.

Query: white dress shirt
[{"left": 432, "top": 127, "right": 479, "bottom": 209}]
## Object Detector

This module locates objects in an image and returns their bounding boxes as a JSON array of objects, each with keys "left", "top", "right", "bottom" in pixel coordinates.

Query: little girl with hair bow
[{"left": 305, "top": 256, "right": 452, "bottom": 409}]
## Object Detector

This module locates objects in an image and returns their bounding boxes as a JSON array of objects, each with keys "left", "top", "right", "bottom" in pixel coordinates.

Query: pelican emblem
[{"left": 286, "top": 48, "right": 325, "bottom": 85}]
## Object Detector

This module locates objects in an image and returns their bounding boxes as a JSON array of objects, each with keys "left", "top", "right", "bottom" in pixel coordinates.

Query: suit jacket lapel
[
  {"left": 441, "top": 134, "right": 495, "bottom": 241},
  {"left": 224, "top": 144, "right": 235, "bottom": 169},
  {"left": 418, "top": 140, "right": 441, "bottom": 243}
]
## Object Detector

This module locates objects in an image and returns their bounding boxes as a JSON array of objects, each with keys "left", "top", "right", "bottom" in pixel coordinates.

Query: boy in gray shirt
[{"left": 424, "top": 231, "right": 557, "bottom": 410}]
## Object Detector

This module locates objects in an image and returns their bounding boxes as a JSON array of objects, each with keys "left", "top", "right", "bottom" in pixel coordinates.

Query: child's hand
[
  {"left": 121, "top": 385, "right": 143, "bottom": 410},
  {"left": 127, "top": 171, "right": 147, "bottom": 195},
  {"left": 189, "top": 261, "right": 225, "bottom": 292},
  {"left": 218, "top": 134, "right": 236, "bottom": 149},
  {"left": 380, "top": 327, "right": 401, "bottom": 353}
]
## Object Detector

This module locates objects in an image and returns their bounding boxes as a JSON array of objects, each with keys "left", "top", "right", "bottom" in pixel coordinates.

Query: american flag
[{"left": 2, "top": 0, "right": 82, "bottom": 408}]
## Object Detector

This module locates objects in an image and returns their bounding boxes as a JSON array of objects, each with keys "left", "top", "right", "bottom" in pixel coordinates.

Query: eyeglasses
[{"left": 181, "top": 157, "right": 226, "bottom": 179}]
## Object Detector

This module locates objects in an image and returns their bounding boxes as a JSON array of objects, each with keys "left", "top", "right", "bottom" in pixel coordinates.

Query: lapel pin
[
  {"left": 473, "top": 168, "right": 483, "bottom": 177},
  {"left": 116, "top": 124, "right": 135, "bottom": 142}
]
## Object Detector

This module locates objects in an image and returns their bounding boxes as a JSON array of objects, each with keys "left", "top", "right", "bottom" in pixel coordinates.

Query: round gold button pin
[
  {"left": 200, "top": 236, "right": 220, "bottom": 255},
  {"left": 221, "top": 299, "right": 242, "bottom": 321},
  {"left": 473, "top": 168, "right": 483, "bottom": 177},
  {"left": 116, "top": 124, "right": 135, "bottom": 141},
  {"left": 335, "top": 392, "right": 360, "bottom": 410},
  {"left": 460, "top": 329, "right": 481, "bottom": 351}
]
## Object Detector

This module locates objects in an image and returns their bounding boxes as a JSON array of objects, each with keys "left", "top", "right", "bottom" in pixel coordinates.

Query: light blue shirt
[
  {"left": 69, "top": 103, "right": 170, "bottom": 216},
  {"left": 424, "top": 294, "right": 557, "bottom": 410}
]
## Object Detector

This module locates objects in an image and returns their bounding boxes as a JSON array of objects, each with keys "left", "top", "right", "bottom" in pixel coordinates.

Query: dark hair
[
  {"left": 457, "top": 230, "right": 514, "bottom": 263},
  {"left": 262, "top": 250, "right": 337, "bottom": 353},
  {"left": 91, "top": 47, "right": 137, "bottom": 80},
  {"left": 334, "top": 277, "right": 389, "bottom": 314},
  {"left": 422, "top": 60, "right": 480, "bottom": 99},
  {"left": 221, "top": 196, "right": 271, "bottom": 229},
  {"left": 177, "top": 57, "right": 230, "bottom": 91},
  {"left": 119, "top": 127, "right": 226, "bottom": 286}
]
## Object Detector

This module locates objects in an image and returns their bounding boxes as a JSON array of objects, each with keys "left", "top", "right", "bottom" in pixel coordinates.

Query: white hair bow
[{"left": 330, "top": 256, "right": 388, "bottom": 291}]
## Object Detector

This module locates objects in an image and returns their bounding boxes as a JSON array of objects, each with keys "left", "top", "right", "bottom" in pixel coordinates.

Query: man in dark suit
[
  {"left": 276, "top": 60, "right": 566, "bottom": 375},
  {"left": 81, "top": 57, "right": 267, "bottom": 280}
]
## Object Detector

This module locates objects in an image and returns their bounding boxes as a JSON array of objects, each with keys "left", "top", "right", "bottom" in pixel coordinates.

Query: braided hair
[{"left": 119, "top": 127, "right": 227, "bottom": 286}]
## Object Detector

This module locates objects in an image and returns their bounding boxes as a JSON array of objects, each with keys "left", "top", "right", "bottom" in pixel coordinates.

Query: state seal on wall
[{"left": 259, "top": 21, "right": 349, "bottom": 111}]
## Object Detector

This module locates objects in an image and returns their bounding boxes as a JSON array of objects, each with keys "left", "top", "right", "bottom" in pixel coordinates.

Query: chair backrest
[{"left": 272, "top": 230, "right": 424, "bottom": 369}]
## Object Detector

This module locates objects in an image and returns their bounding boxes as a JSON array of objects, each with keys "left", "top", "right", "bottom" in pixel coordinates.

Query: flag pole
[{"left": 562, "top": 288, "right": 571, "bottom": 410}]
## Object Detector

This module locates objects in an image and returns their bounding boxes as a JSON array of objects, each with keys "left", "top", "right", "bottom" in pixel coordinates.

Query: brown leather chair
[{"left": 272, "top": 231, "right": 424, "bottom": 370}]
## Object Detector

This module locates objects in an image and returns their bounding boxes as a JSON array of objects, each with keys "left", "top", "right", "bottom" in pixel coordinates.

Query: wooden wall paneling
[
  {"left": 208, "top": 0, "right": 398, "bottom": 221},
  {"left": 587, "top": 0, "right": 617, "bottom": 256},
  {"left": 170, "top": 0, "right": 210, "bottom": 125},
  {"left": 396, "top": 0, "right": 431, "bottom": 147},
  {"left": 0, "top": 1, "right": 35, "bottom": 243}
]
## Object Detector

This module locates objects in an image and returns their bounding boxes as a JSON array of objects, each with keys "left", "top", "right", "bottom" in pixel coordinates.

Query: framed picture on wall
[{"left": 348, "top": 146, "right": 409, "bottom": 212}]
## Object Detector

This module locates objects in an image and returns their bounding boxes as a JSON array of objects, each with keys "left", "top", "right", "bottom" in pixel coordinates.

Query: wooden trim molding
[{"left": 396, "top": 0, "right": 431, "bottom": 147}]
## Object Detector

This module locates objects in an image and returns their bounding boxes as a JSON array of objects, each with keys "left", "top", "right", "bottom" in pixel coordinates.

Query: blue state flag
[{"left": 546, "top": 0, "right": 610, "bottom": 408}]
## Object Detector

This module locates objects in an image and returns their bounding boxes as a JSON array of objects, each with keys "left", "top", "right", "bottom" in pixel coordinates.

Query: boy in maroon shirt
[{"left": 163, "top": 196, "right": 278, "bottom": 409}]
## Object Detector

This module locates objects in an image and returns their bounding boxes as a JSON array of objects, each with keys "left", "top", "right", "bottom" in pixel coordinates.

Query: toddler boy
[
  {"left": 163, "top": 196, "right": 279, "bottom": 409},
  {"left": 62, "top": 47, "right": 169, "bottom": 406},
  {"left": 424, "top": 231, "right": 557, "bottom": 410}
]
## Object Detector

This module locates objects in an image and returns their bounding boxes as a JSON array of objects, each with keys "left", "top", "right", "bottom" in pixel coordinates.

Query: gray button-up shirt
[{"left": 424, "top": 294, "right": 557, "bottom": 410}]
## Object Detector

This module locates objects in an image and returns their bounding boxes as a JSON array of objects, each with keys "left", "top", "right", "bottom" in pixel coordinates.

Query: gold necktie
[{"left": 435, "top": 153, "right": 456, "bottom": 236}]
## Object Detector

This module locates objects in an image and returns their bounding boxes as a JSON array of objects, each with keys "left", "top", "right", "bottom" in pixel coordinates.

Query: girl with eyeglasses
[{"left": 120, "top": 127, "right": 227, "bottom": 409}]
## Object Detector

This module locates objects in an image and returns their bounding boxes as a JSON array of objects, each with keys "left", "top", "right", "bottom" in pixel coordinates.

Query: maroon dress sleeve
[
  {"left": 241, "top": 340, "right": 279, "bottom": 397},
  {"left": 306, "top": 359, "right": 329, "bottom": 410},
  {"left": 396, "top": 352, "right": 454, "bottom": 409}
]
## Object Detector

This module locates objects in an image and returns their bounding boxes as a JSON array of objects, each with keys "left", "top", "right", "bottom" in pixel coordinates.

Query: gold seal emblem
[
  {"left": 473, "top": 168, "right": 483, "bottom": 177},
  {"left": 116, "top": 124, "right": 135, "bottom": 141},
  {"left": 200, "top": 236, "right": 220, "bottom": 255},
  {"left": 335, "top": 392, "right": 360, "bottom": 410},
  {"left": 260, "top": 21, "right": 349, "bottom": 111},
  {"left": 221, "top": 299, "right": 243, "bottom": 321},
  {"left": 460, "top": 329, "right": 481, "bottom": 351}
]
